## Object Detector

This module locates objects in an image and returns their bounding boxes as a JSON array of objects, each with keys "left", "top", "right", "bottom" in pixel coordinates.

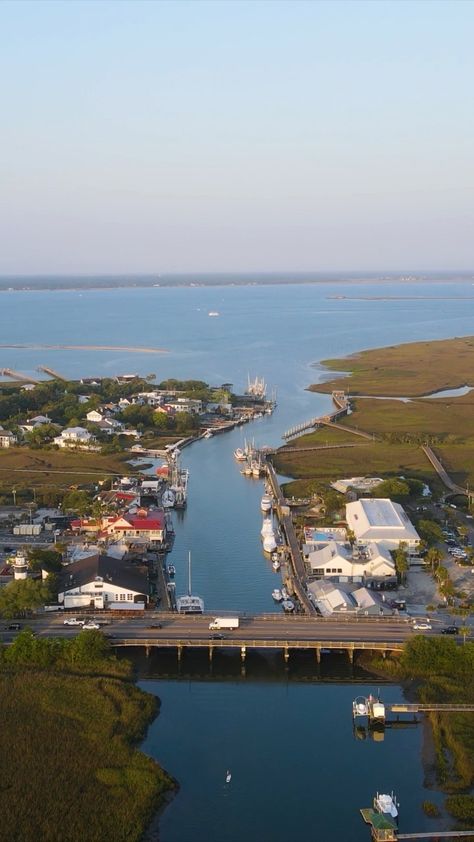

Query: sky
[{"left": 0, "top": 0, "right": 473, "bottom": 275}]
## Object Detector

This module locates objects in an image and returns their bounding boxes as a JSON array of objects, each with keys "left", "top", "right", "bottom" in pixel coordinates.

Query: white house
[
  {"left": 305, "top": 540, "right": 396, "bottom": 584},
  {"left": 54, "top": 426, "right": 96, "bottom": 449},
  {"left": 307, "top": 579, "right": 394, "bottom": 618},
  {"left": 345, "top": 498, "right": 420, "bottom": 549},
  {"left": 21, "top": 414, "right": 53, "bottom": 432},
  {"left": 86, "top": 409, "right": 106, "bottom": 423},
  {"left": 58, "top": 553, "right": 149, "bottom": 610},
  {"left": 0, "top": 428, "right": 16, "bottom": 448}
]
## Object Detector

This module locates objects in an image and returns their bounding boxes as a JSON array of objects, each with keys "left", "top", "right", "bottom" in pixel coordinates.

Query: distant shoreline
[
  {"left": 0, "top": 343, "right": 168, "bottom": 353},
  {"left": 0, "top": 273, "right": 473, "bottom": 292}
]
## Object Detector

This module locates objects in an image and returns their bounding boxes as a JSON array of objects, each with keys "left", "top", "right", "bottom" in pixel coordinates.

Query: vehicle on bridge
[{"left": 209, "top": 617, "right": 239, "bottom": 631}]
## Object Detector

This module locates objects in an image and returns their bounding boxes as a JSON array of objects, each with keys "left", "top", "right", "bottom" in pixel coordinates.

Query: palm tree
[{"left": 426, "top": 547, "right": 443, "bottom": 572}]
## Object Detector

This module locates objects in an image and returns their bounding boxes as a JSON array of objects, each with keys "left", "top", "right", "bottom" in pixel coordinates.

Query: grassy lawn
[
  {"left": 0, "top": 447, "right": 135, "bottom": 493},
  {"left": 311, "top": 335, "right": 474, "bottom": 397},
  {"left": 0, "top": 670, "right": 173, "bottom": 842},
  {"left": 273, "top": 440, "right": 441, "bottom": 495}
]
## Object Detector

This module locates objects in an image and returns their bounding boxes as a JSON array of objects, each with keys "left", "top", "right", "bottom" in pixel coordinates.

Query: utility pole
[{"left": 12, "top": 487, "right": 17, "bottom": 506}]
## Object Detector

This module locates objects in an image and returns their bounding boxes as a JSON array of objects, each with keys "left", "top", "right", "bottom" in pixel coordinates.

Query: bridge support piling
[
  {"left": 209, "top": 646, "right": 213, "bottom": 662},
  {"left": 284, "top": 647, "right": 289, "bottom": 663},
  {"left": 241, "top": 646, "right": 246, "bottom": 663},
  {"left": 177, "top": 645, "right": 182, "bottom": 662},
  {"left": 348, "top": 646, "right": 354, "bottom": 664},
  {"left": 315, "top": 647, "right": 321, "bottom": 664},
  {"left": 145, "top": 645, "right": 150, "bottom": 658}
]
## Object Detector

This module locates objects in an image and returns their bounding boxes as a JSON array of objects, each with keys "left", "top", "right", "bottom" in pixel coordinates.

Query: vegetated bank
[
  {"left": 0, "top": 630, "right": 175, "bottom": 842},
  {"left": 273, "top": 336, "right": 474, "bottom": 495},
  {"left": 368, "top": 636, "right": 474, "bottom": 829}
]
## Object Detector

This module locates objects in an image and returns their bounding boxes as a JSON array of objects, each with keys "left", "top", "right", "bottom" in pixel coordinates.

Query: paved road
[{"left": 1, "top": 613, "right": 438, "bottom": 645}]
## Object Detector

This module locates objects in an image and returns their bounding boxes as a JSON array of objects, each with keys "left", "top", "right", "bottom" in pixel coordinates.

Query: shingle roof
[{"left": 59, "top": 553, "right": 148, "bottom": 595}]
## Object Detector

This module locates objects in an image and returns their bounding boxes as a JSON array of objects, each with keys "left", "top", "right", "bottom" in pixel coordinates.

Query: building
[
  {"left": 103, "top": 510, "right": 166, "bottom": 544},
  {"left": 307, "top": 579, "right": 394, "bottom": 618},
  {"left": 331, "top": 477, "right": 384, "bottom": 495},
  {"left": 304, "top": 540, "right": 396, "bottom": 585},
  {"left": 58, "top": 553, "right": 149, "bottom": 610},
  {"left": 0, "top": 428, "right": 16, "bottom": 448},
  {"left": 53, "top": 426, "right": 96, "bottom": 449},
  {"left": 345, "top": 498, "right": 420, "bottom": 549}
]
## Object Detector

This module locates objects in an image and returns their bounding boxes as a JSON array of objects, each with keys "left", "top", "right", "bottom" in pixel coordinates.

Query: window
[
  {"left": 127, "top": 594, "right": 133, "bottom": 600},
  {"left": 119, "top": 593, "right": 126, "bottom": 601}
]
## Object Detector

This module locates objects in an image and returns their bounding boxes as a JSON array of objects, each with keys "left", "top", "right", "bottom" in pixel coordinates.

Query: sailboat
[{"left": 176, "top": 551, "right": 204, "bottom": 614}]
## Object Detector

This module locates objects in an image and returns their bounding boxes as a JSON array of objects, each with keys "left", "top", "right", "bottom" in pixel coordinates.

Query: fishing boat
[
  {"left": 373, "top": 793, "right": 398, "bottom": 820},
  {"left": 234, "top": 447, "right": 246, "bottom": 461},
  {"left": 263, "top": 532, "right": 277, "bottom": 553},
  {"left": 261, "top": 518, "right": 274, "bottom": 537},
  {"left": 272, "top": 588, "right": 283, "bottom": 602},
  {"left": 260, "top": 494, "right": 272, "bottom": 513},
  {"left": 241, "top": 463, "right": 253, "bottom": 476},
  {"left": 176, "top": 552, "right": 204, "bottom": 614},
  {"left": 246, "top": 375, "right": 266, "bottom": 399}
]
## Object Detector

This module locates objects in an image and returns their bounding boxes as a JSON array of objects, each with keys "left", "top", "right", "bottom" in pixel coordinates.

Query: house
[
  {"left": 58, "top": 553, "right": 149, "bottom": 610},
  {"left": 166, "top": 398, "right": 203, "bottom": 415},
  {"left": 103, "top": 509, "right": 166, "bottom": 544},
  {"left": 304, "top": 540, "right": 396, "bottom": 584},
  {"left": 345, "top": 498, "right": 420, "bottom": 549},
  {"left": 0, "top": 428, "right": 17, "bottom": 448},
  {"left": 21, "top": 414, "right": 53, "bottom": 432},
  {"left": 53, "top": 426, "right": 96, "bottom": 449},
  {"left": 86, "top": 409, "right": 106, "bottom": 423},
  {"left": 307, "top": 579, "right": 394, "bottom": 618}
]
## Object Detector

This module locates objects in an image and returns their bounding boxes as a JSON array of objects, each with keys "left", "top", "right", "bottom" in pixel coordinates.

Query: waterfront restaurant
[{"left": 345, "top": 498, "right": 420, "bottom": 550}]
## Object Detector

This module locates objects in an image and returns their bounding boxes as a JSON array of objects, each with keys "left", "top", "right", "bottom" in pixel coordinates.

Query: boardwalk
[
  {"left": 283, "top": 391, "right": 350, "bottom": 439},
  {"left": 422, "top": 445, "right": 471, "bottom": 500}
]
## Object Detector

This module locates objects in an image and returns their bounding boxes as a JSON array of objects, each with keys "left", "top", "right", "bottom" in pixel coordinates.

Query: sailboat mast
[{"left": 188, "top": 550, "right": 192, "bottom": 596}]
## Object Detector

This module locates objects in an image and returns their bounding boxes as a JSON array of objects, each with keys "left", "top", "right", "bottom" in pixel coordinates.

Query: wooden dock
[{"left": 282, "top": 391, "right": 350, "bottom": 440}]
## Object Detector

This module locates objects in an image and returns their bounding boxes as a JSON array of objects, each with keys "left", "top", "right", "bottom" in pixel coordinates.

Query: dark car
[
  {"left": 148, "top": 623, "right": 163, "bottom": 629},
  {"left": 210, "top": 633, "right": 225, "bottom": 640},
  {"left": 441, "top": 626, "right": 459, "bottom": 635},
  {"left": 7, "top": 623, "right": 22, "bottom": 631}
]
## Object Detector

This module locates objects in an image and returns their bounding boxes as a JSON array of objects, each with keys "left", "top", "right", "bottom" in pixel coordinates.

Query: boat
[
  {"left": 373, "top": 793, "right": 398, "bottom": 820},
  {"left": 176, "top": 552, "right": 204, "bottom": 614},
  {"left": 234, "top": 447, "right": 246, "bottom": 461},
  {"left": 241, "top": 464, "right": 253, "bottom": 476},
  {"left": 251, "top": 459, "right": 265, "bottom": 478},
  {"left": 208, "top": 311, "right": 220, "bottom": 317},
  {"left": 281, "top": 586, "right": 289, "bottom": 600},
  {"left": 246, "top": 375, "right": 266, "bottom": 399},
  {"left": 204, "top": 430, "right": 213, "bottom": 439},
  {"left": 263, "top": 533, "right": 277, "bottom": 553},
  {"left": 261, "top": 518, "right": 274, "bottom": 537},
  {"left": 167, "top": 564, "right": 176, "bottom": 578},
  {"left": 272, "top": 558, "right": 280, "bottom": 571},
  {"left": 282, "top": 599, "right": 295, "bottom": 612},
  {"left": 162, "top": 488, "right": 175, "bottom": 508},
  {"left": 260, "top": 494, "right": 272, "bottom": 513},
  {"left": 272, "top": 588, "right": 283, "bottom": 602},
  {"left": 225, "top": 770, "right": 232, "bottom": 783}
]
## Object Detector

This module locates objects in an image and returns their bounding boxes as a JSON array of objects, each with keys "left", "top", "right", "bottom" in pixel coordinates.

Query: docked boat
[
  {"left": 260, "top": 494, "right": 272, "bottom": 513},
  {"left": 162, "top": 488, "right": 175, "bottom": 508},
  {"left": 251, "top": 459, "right": 265, "bottom": 478},
  {"left": 176, "top": 552, "right": 204, "bottom": 614},
  {"left": 373, "top": 793, "right": 398, "bottom": 820},
  {"left": 167, "top": 564, "right": 176, "bottom": 578},
  {"left": 272, "top": 558, "right": 280, "bottom": 571},
  {"left": 246, "top": 374, "right": 266, "bottom": 399},
  {"left": 263, "top": 533, "right": 277, "bottom": 553},
  {"left": 282, "top": 599, "right": 295, "bottom": 612},
  {"left": 204, "top": 429, "right": 213, "bottom": 438},
  {"left": 281, "top": 586, "right": 289, "bottom": 600},
  {"left": 272, "top": 588, "right": 283, "bottom": 602},
  {"left": 261, "top": 518, "right": 274, "bottom": 537},
  {"left": 234, "top": 447, "right": 246, "bottom": 461}
]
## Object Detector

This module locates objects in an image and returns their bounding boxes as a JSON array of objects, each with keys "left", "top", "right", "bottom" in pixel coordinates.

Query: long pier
[{"left": 283, "top": 390, "right": 350, "bottom": 440}]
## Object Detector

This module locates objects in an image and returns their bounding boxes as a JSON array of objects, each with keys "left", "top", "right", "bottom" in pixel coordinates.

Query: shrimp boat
[
  {"left": 246, "top": 375, "right": 266, "bottom": 399},
  {"left": 176, "top": 552, "right": 204, "bottom": 614}
]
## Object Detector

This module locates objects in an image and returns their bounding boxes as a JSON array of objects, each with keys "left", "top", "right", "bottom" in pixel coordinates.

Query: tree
[
  {"left": 61, "top": 489, "right": 91, "bottom": 515},
  {"left": 27, "top": 548, "right": 63, "bottom": 574},
  {"left": 394, "top": 545, "right": 409, "bottom": 584},
  {"left": 373, "top": 478, "right": 410, "bottom": 501},
  {"left": 426, "top": 547, "right": 443, "bottom": 572},
  {"left": 417, "top": 519, "right": 444, "bottom": 546},
  {"left": 0, "top": 578, "right": 52, "bottom": 618}
]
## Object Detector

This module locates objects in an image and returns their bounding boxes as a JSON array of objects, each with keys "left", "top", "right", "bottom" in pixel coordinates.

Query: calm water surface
[{"left": 2, "top": 281, "right": 468, "bottom": 839}]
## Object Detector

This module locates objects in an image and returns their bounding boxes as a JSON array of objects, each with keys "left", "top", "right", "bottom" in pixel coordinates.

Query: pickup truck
[{"left": 63, "top": 617, "right": 85, "bottom": 626}]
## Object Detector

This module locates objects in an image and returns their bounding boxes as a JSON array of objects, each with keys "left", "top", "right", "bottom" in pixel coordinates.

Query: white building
[
  {"left": 0, "top": 428, "right": 16, "bottom": 448},
  {"left": 307, "top": 580, "right": 393, "bottom": 617},
  {"left": 345, "top": 498, "right": 420, "bottom": 549},
  {"left": 54, "top": 426, "right": 96, "bottom": 449},
  {"left": 58, "top": 553, "right": 149, "bottom": 610},
  {"left": 304, "top": 540, "right": 396, "bottom": 584}
]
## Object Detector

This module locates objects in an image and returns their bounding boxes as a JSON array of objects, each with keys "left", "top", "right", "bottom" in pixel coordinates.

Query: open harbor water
[{"left": 2, "top": 279, "right": 473, "bottom": 839}]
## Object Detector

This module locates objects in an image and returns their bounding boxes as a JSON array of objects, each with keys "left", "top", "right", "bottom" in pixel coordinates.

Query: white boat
[
  {"left": 162, "top": 488, "right": 175, "bottom": 508},
  {"left": 263, "top": 533, "right": 277, "bottom": 553},
  {"left": 234, "top": 447, "right": 246, "bottom": 461},
  {"left": 373, "top": 793, "right": 398, "bottom": 819},
  {"left": 260, "top": 494, "right": 272, "bottom": 513},
  {"left": 176, "top": 552, "right": 204, "bottom": 614},
  {"left": 282, "top": 599, "right": 295, "bottom": 612},
  {"left": 225, "top": 770, "right": 232, "bottom": 783},
  {"left": 204, "top": 430, "right": 213, "bottom": 439},
  {"left": 272, "top": 558, "right": 280, "bottom": 571},
  {"left": 246, "top": 374, "right": 266, "bottom": 399},
  {"left": 272, "top": 588, "right": 283, "bottom": 602},
  {"left": 208, "top": 311, "right": 220, "bottom": 317},
  {"left": 167, "top": 564, "right": 176, "bottom": 578},
  {"left": 281, "top": 586, "right": 289, "bottom": 600},
  {"left": 261, "top": 517, "right": 274, "bottom": 537}
]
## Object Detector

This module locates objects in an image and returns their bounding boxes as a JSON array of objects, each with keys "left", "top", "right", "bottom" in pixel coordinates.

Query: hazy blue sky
[{"left": 1, "top": 0, "right": 473, "bottom": 274}]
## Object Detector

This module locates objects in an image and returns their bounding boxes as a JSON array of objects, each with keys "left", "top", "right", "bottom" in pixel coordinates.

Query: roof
[
  {"left": 59, "top": 553, "right": 148, "bottom": 595},
  {"left": 346, "top": 498, "right": 419, "bottom": 543}
]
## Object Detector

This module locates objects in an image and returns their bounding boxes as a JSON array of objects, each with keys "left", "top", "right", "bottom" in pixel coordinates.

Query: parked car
[
  {"left": 63, "top": 617, "right": 85, "bottom": 626},
  {"left": 441, "top": 626, "right": 459, "bottom": 635},
  {"left": 81, "top": 621, "right": 100, "bottom": 630},
  {"left": 413, "top": 621, "right": 432, "bottom": 630}
]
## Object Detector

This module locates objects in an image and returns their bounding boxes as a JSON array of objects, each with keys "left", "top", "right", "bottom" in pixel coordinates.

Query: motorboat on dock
[
  {"left": 234, "top": 447, "right": 246, "bottom": 461},
  {"left": 167, "top": 564, "right": 176, "bottom": 578},
  {"left": 282, "top": 599, "right": 295, "bottom": 612},
  {"left": 272, "top": 558, "right": 280, "bottom": 571},
  {"left": 272, "top": 588, "right": 283, "bottom": 602},
  {"left": 263, "top": 533, "right": 277, "bottom": 553},
  {"left": 260, "top": 494, "right": 272, "bottom": 513},
  {"left": 373, "top": 793, "right": 398, "bottom": 820}
]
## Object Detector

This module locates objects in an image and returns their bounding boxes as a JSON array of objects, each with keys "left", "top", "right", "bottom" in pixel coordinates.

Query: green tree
[
  {"left": 373, "top": 478, "right": 410, "bottom": 501},
  {"left": 0, "top": 578, "right": 52, "bottom": 618},
  {"left": 426, "top": 547, "right": 443, "bottom": 572},
  {"left": 61, "top": 489, "right": 91, "bottom": 515},
  {"left": 394, "top": 545, "right": 409, "bottom": 584},
  {"left": 417, "top": 519, "right": 444, "bottom": 546},
  {"left": 27, "top": 548, "right": 63, "bottom": 574}
]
